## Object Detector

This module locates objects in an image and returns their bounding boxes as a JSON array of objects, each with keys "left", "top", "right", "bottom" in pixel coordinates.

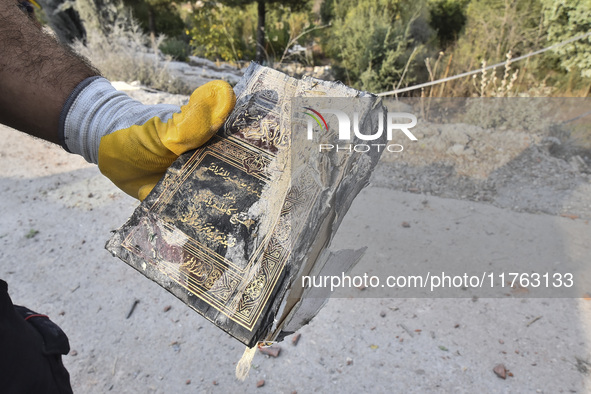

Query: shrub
[
  {"left": 73, "top": 17, "right": 189, "bottom": 94},
  {"left": 159, "top": 36, "right": 191, "bottom": 61},
  {"left": 321, "top": 0, "right": 434, "bottom": 93}
]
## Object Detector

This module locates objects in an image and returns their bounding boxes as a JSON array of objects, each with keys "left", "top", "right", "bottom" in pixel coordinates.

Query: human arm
[
  {"left": 0, "top": 0, "right": 96, "bottom": 143},
  {"left": 0, "top": 2, "right": 235, "bottom": 200}
]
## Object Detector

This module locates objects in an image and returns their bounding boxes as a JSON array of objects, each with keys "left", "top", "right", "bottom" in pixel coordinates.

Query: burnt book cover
[{"left": 106, "top": 63, "right": 386, "bottom": 346}]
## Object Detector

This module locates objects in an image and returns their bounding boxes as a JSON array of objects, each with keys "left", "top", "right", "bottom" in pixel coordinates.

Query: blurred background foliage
[{"left": 40, "top": 0, "right": 591, "bottom": 96}]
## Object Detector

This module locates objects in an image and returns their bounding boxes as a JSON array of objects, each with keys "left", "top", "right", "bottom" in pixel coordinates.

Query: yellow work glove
[{"left": 59, "top": 77, "right": 236, "bottom": 200}]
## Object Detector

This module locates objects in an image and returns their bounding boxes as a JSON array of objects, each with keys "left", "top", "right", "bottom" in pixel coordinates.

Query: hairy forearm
[{"left": 0, "top": 1, "right": 98, "bottom": 144}]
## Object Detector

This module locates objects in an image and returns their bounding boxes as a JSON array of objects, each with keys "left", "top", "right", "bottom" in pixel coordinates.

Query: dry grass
[{"left": 72, "top": 18, "right": 190, "bottom": 94}]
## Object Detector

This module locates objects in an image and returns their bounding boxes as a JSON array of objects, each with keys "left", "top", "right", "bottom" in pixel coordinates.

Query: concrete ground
[{"left": 1, "top": 119, "right": 591, "bottom": 393}]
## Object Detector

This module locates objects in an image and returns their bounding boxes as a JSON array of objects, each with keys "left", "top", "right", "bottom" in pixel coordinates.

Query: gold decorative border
[{"left": 120, "top": 136, "right": 304, "bottom": 330}]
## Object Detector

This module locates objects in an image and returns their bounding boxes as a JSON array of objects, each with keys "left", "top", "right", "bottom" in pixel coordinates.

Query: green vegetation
[
  {"left": 188, "top": 2, "right": 255, "bottom": 62},
  {"left": 541, "top": 0, "right": 591, "bottom": 94},
  {"left": 25, "top": 229, "right": 39, "bottom": 239},
  {"left": 57, "top": 0, "right": 591, "bottom": 95},
  {"left": 322, "top": 0, "right": 432, "bottom": 92},
  {"left": 187, "top": 2, "right": 317, "bottom": 64},
  {"left": 215, "top": 0, "right": 310, "bottom": 62}
]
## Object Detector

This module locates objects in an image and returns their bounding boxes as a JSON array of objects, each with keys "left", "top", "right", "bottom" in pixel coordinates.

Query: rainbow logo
[{"left": 303, "top": 107, "right": 329, "bottom": 132}]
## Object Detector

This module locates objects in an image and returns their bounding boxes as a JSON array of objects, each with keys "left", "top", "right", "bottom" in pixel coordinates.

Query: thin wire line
[{"left": 377, "top": 31, "right": 591, "bottom": 97}]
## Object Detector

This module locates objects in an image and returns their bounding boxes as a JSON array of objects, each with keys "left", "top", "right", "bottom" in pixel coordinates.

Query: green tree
[
  {"left": 322, "top": 0, "right": 433, "bottom": 92},
  {"left": 542, "top": 0, "right": 591, "bottom": 78},
  {"left": 189, "top": 2, "right": 255, "bottom": 61},
  {"left": 122, "top": 0, "right": 184, "bottom": 43},
  {"left": 189, "top": 1, "right": 316, "bottom": 63},
  {"left": 428, "top": 0, "right": 469, "bottom": 49},
  {"left": 220, "top": 0, "right": 310, "bottom": 63}
]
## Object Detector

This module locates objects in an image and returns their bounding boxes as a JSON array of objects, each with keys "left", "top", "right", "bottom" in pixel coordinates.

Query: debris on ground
[
  {"left": 527, "top": 316, "right": 543, "bottom": 327},
  {"left": 259, "top": 345, "right": 281, "bottom": 358},
  {"left": 126, "top": 299, "right": 139, "bottom": 319},
  {"left": 493, "top": 364, "right": 507, "bottom": 379}
]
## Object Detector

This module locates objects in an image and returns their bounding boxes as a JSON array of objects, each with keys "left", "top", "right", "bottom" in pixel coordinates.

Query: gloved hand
[{"left": 59, "top": 77, "right": 235, "bottom": 200}]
